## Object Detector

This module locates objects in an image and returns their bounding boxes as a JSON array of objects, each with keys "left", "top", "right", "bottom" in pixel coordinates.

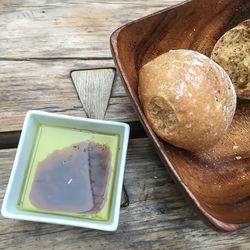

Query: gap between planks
[{"left": 0, "top": 122, "right": 147, "bottom": 149}]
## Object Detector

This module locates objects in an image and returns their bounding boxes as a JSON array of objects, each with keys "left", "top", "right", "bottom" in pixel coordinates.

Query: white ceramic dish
[{"left": 1, "top": 110, "right": 130, "bottom": 231}]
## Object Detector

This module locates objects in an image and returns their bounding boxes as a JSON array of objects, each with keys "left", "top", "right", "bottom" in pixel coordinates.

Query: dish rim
[{"left": 1, "top": 110, "right": 130, "bottom": 231}]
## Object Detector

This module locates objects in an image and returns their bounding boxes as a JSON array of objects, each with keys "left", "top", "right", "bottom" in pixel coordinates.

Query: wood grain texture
[
  {"left": 71, "top": 68, "right": 115, "bottom": 119},
  {"left": 0, "top": 59, "right": 138, "bottom": 133},
  {"left": 0, "top": 0, "right": 184, "bottom": 59},
  {"left": 0, "top": 0, "right": 249, "bottom": 246},
  {"left": 111, "top": 0, "right": 250, "bottom": 231},
  {"left": 1, "top": 139, "right": 250, "bottom": 249}
]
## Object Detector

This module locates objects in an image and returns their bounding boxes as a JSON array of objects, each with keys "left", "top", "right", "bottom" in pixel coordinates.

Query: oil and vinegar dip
[
  {"left": 30, "top": 141, "right": 111, "bottom": 213},
  {"left": 18, "top": 124, "right": 120, "bottom": 221}
]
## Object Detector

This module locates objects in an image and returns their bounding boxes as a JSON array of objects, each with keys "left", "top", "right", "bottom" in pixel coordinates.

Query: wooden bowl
[{"left": 110, "top": 0, "right": 250, "bottom": 231}]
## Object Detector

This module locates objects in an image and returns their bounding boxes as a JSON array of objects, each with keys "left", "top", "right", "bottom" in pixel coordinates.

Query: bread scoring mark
[{"left": 148, "top": 96, "right": 177, "bottom": 134}]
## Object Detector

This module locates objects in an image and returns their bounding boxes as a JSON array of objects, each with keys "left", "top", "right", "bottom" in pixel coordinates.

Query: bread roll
[
  {"left": 138, "top": 50, "right": 236, "bottom": 152},
  {"left": 211, "top": 20, "right": 250, "bottom": 99}
]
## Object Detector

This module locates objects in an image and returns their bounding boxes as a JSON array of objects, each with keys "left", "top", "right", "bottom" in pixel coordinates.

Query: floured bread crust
[
  {"left": 211, "top": 20, "right": 250, "bottom": 99},
  {"left": 139, "top": 50, "right": 236, "bottom": 152}
]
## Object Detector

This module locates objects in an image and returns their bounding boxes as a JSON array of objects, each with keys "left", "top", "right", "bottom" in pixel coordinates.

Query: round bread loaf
[
  {"left": 138, "top": 50, "right": 236, "bottom": 152},
  {"left": 211, "top": 20, "right": 250, "bottom": 99}
]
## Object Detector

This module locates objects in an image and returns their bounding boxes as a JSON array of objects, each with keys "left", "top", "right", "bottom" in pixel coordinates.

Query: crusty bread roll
[
  {"left": 211, "top": 20, "right": 250, "bottom": 99},
  {"left": 138, "top": 50, "right": 236, "bottom": 152}
]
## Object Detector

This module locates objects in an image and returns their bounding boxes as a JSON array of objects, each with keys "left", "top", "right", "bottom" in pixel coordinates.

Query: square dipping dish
[
  {"left": 1, "top": 110, "right": 130, "bottom": 231},
  {"left": 110, "top": 0, "right": 250, "bottom": 231}
]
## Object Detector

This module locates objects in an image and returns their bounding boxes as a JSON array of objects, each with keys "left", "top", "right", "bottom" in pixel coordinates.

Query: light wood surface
[
  {"left": 1, "top": 0, "right": 250, "bottom": 248},
  {"left": 71, "top": 68, "right": 115, "bottom": 119},
  {"left": 0, "top": 0, "right": 182, "bottom": 59},
  {"left": 2, "top": 139, "right": 250, "bottom": 249},
  {"left": 0, "top": 59, "right": 138, "bottom": 133}
]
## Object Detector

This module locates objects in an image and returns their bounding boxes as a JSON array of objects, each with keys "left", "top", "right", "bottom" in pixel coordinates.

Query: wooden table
[{"left": 1, "top": 1, "right": 250, "bottom": 249}]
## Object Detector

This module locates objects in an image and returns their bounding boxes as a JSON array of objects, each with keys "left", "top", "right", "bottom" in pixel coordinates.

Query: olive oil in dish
[{"left": 17, "top": 124, "right": 120, "bottom": 221}]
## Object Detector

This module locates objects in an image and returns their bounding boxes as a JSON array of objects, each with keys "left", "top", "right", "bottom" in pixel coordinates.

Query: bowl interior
[
  {"left": 111, "top": 0, "right": 250, "bottom": 231},
  {"left": 2, "top": 111, "right": 129, "bottom": 231}
]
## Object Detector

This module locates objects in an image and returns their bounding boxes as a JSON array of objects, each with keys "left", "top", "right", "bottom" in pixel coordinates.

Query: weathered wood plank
[
  {"left": 71, "top": 68, "right": 115, "bottom": 119},
  {"left": 0, "top": 0, "right": 184, "bottom": 59},
  {"left": 0, "top": 59, "right": 137, "bottom": 133},
  {"left": 1, "top": 139, "right": 250, "bottom": 249},
  {"left": 105, "top": 96, "right": 138, "bottom": 122}
]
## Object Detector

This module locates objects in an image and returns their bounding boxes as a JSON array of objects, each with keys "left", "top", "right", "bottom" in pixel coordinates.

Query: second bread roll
[
  {"left": 138, "top": 50, "right": 236, "bottom": 152},
  {"left": 211, "top": 20, "right": 250, "bottom": 99}
]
